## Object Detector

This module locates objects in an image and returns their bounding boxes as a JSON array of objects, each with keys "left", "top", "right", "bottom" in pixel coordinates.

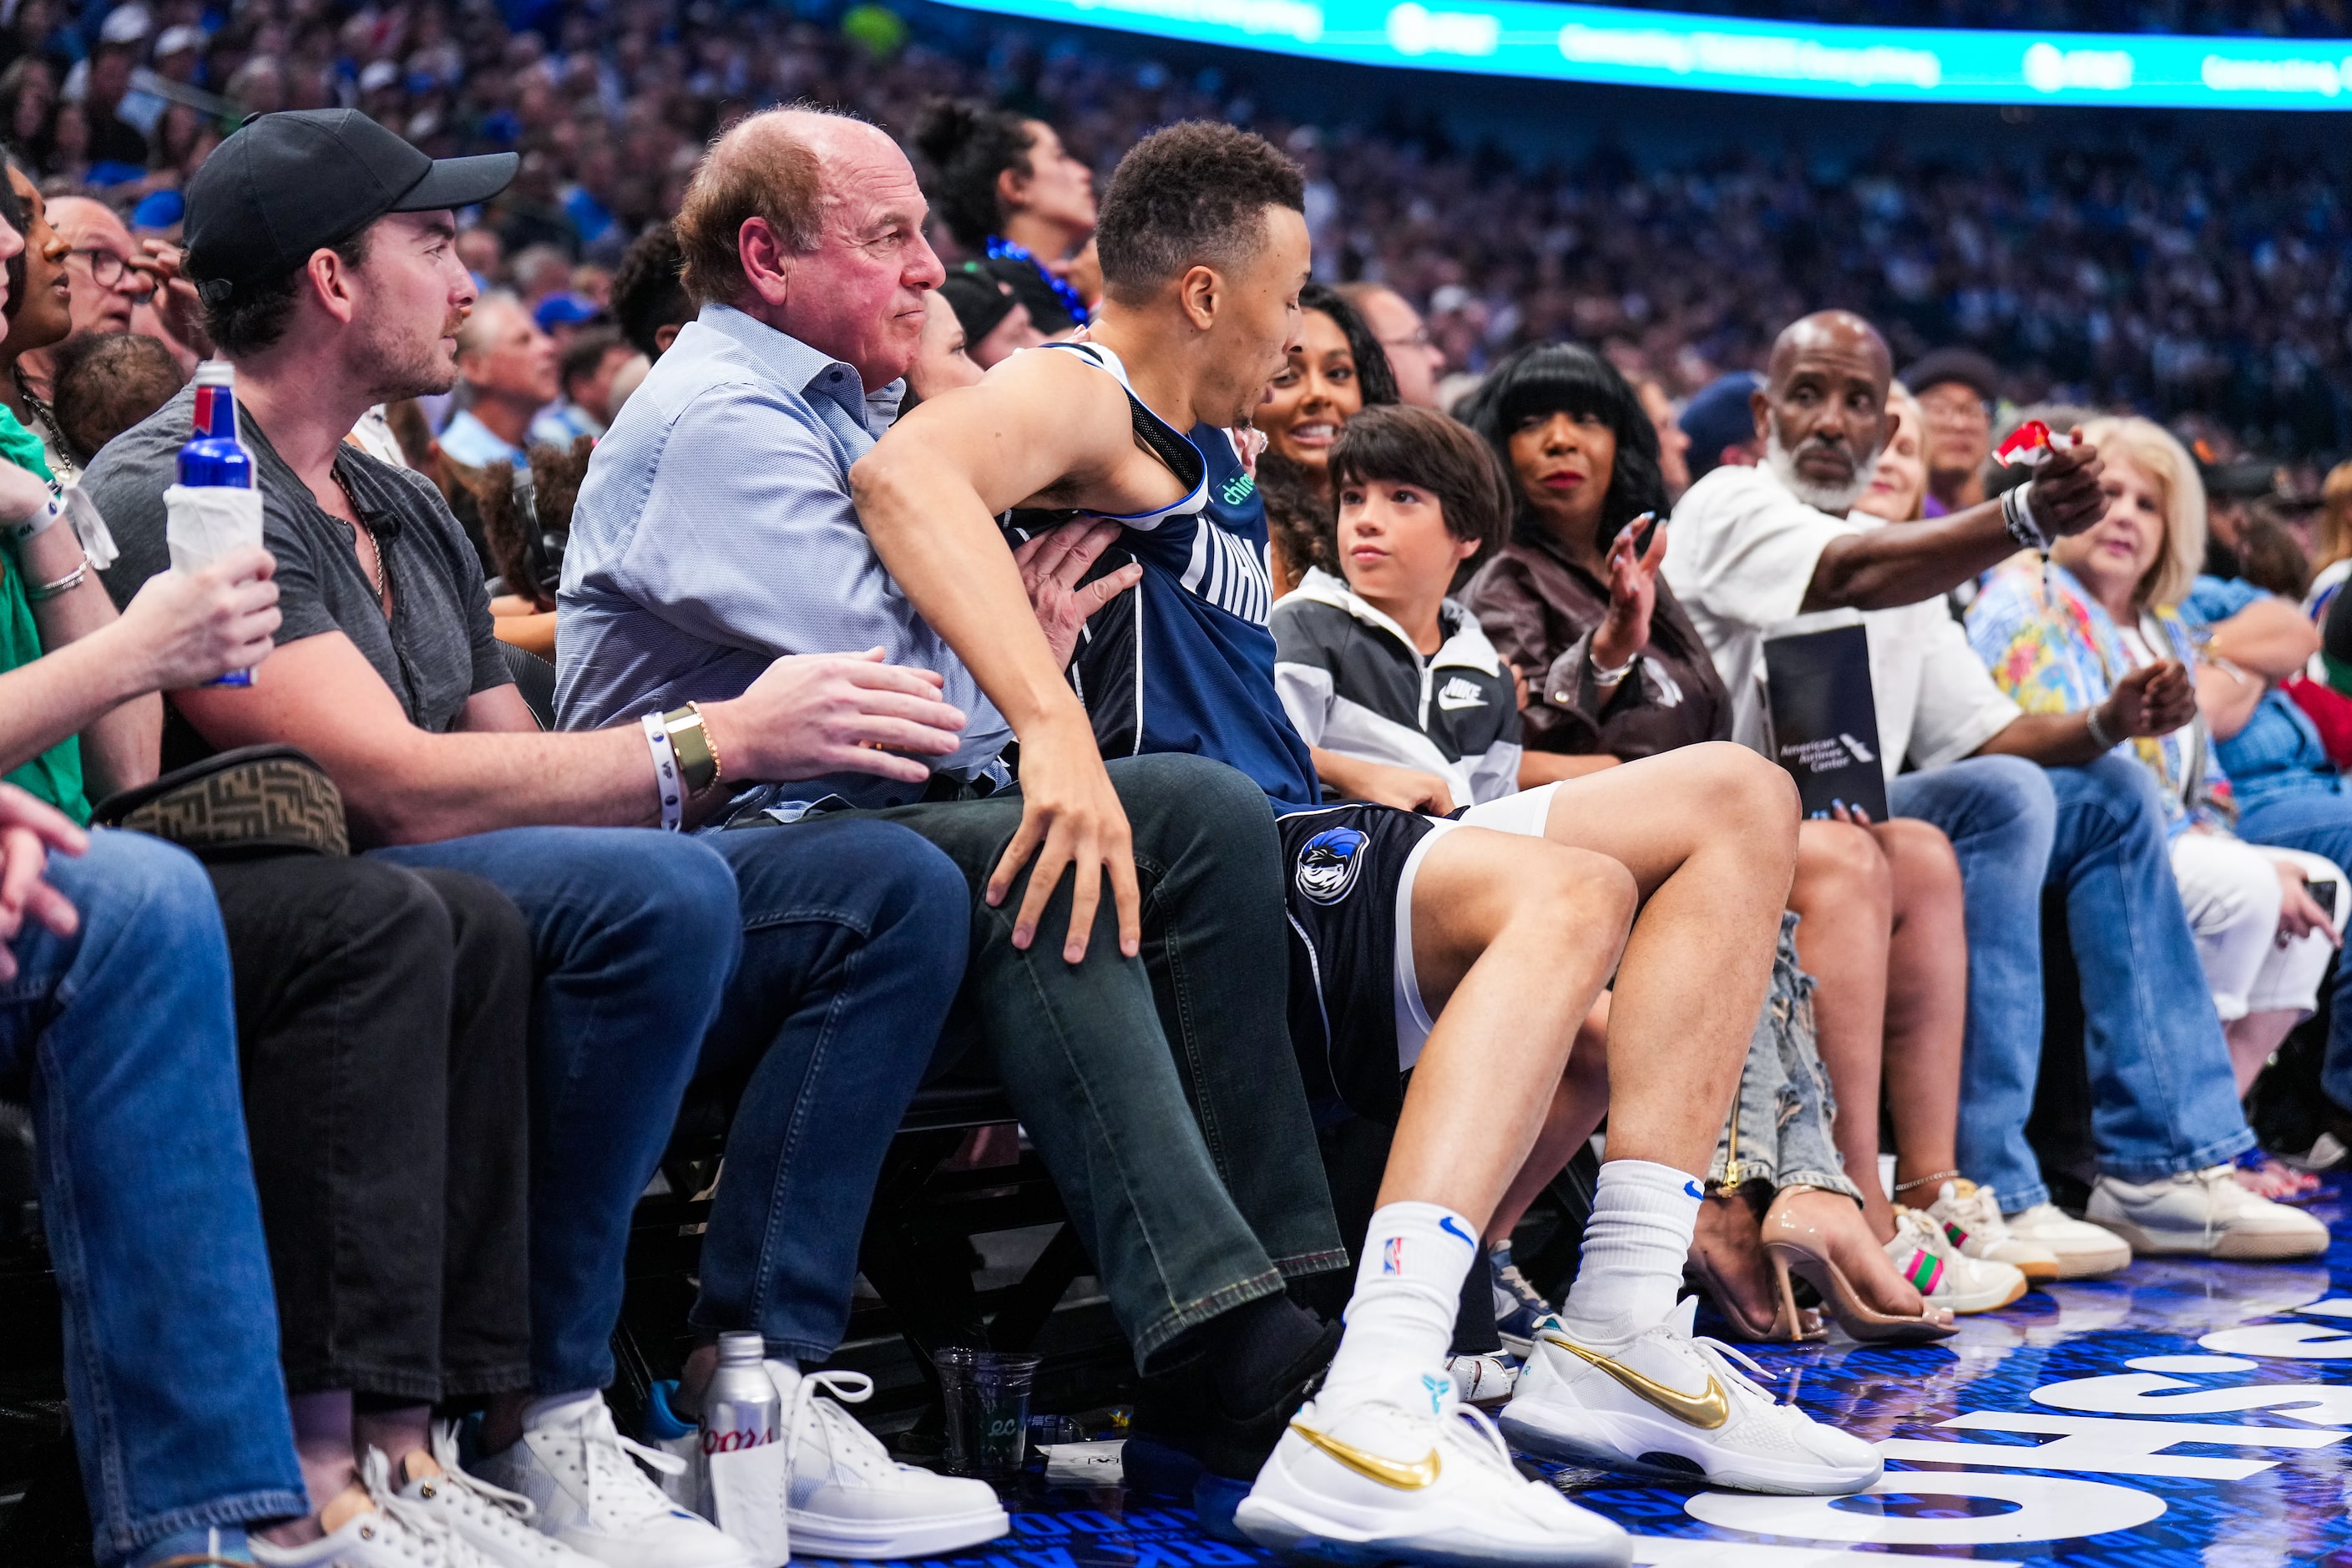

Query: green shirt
[{"left": 0, "top": 408, "right": 85, "bottom": 824}]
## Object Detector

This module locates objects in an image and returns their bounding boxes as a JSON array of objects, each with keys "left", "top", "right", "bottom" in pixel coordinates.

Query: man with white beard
[{"left": 1665, "top": 310, "right": 2314, "bottom": 1272}]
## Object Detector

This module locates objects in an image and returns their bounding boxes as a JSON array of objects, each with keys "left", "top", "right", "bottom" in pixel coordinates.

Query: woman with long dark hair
[
  {"left": 1257, "top": 281, "right": 1399, "bottom": 594},
  {"left": 913, "top": 98, "right": 1098, "bottom": 335},
  {"left": 1462, "top": 344, "right": 2011, "bottom": 1343}
]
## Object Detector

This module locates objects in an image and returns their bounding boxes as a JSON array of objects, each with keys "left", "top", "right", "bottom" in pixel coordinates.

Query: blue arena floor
[{"left": 834, "top": 1181, "right": 2352, "bottom": 1568}]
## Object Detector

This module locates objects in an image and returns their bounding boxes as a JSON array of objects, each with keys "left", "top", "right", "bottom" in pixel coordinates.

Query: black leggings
[{"left": 208, "top": 855, "right": 534, "bottom": 1404}]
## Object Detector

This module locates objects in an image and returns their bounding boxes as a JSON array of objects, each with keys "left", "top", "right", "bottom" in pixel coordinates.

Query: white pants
[{"left": 2168, "top": 831, "right": 2347, "bottom": 1023}]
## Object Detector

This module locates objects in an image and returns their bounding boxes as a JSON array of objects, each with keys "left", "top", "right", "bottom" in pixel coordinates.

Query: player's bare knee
[
  {"left": 1691, "top": 741, "right": 1800, "bottom": 857},
  {"left": 1520, "top": 845, "right": 1637, "bottom": 945}
]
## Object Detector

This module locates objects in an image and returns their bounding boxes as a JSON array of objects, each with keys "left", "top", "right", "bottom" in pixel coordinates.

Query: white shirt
[{"left": 1662, "top": 463, "right": 2020, "bottom": 783}]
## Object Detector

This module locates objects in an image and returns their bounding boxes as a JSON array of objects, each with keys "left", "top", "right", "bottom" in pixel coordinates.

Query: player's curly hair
[
  {"left": 910, "top": 98, "right": 1035, "bottom": 250},
  {"left": 1094, "top": 122, "right": 1303, "bottom": 305}
]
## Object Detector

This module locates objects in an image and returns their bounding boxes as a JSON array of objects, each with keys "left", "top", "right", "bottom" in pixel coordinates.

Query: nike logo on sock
[
  {"left": 1439, "top": 1216, "right": 1477, "bottom": 1247},
  {"left": 1684, "top": 1180, "right": 1704, "bottom": 1200}
]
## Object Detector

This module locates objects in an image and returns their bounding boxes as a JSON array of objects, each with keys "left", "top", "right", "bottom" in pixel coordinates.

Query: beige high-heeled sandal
[{"left": 1761, "top": 1193, "right": 1956, "bottom": 1344}]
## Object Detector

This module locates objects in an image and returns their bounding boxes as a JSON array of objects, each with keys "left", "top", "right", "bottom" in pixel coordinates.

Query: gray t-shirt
[{"left": 91, "top": 384, "right": 508, "bottom": 768}]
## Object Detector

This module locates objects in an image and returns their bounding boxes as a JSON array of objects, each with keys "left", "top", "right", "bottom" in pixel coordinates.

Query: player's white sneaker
[
  {"left": 2001, "top": 1202, "right": 2132, "bottom": 1278},
  {"left": 1886, "top": 1206, "right": 2028, "bottom": 1314},
  {"left": 1499, "top": 1304, "right": 1879, "bottom": 1496},
  {"left": 2088, "top": 1166, "right": 2329, "bottom": 1260},
  {"left": 1237, "top": 1372, "right": 1630, "bottom": 1566},
  {"left": 470, "top": 1395, "right": 756, "bottom": 1568},
  {"left": 1923, "top": 1179, "right": 2061, "bottom": 1283}
]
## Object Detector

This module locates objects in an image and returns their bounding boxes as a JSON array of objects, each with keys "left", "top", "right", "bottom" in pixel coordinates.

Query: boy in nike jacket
[{"left": 1271, "top": 406, "right": 1521, "bottom": 817}]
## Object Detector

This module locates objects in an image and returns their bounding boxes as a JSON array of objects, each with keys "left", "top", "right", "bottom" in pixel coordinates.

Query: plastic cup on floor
[{"left": 933, "top": 1347, "right": 1043, "bottom": 1478}]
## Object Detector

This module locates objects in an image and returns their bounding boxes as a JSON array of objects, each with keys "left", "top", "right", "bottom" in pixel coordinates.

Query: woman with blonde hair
[{"left": 1967, "top": 417, "right": 2344, "bottom": 1196}]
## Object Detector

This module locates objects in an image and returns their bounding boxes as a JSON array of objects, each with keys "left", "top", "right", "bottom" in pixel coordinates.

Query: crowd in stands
[
  {"left": 15, "top": 8, "right": 2352, "bottom": 1568},
  {"left": 0, "top": 0, "right": 2349, "bottom": 465}
]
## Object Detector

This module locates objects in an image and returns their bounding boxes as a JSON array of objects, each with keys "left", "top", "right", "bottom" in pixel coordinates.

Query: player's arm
[{"left": 852, "top": 350, "right": 1146, "bottom": 964}]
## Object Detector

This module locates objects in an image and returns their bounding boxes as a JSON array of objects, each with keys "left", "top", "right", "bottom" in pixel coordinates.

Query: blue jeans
[
  {"left": 1890, "top": 752, "right": 2253, "bottom": 1211},
  {"left": 2234, "top": 787, "right": 2352, "bottom": 1110},
  {"left": 690, "top": 817, "right": 969, "bottom": 1362},
  {"left": 0, "top": 831, "right": 305, "bottom": 1562},
  {"left": 372, "top": 827, "right": 740, "bottom": 1393}
]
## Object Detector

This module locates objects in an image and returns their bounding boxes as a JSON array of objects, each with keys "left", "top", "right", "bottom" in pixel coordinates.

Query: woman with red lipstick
[
  {"left": 1463, "top": 345, "right": 2014, "bottom": 1341},
  {"left": 1258, "top": 282, "right": 1399, "bottom": 594}
]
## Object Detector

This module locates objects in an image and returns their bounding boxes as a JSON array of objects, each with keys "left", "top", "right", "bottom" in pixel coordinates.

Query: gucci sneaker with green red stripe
[
  {"left": 1921, "top": 1178, "right": 2061, "bottom": 1283},
  {"left": 1885, "top": 1206, "right": 2027, "bottom": 1315}
]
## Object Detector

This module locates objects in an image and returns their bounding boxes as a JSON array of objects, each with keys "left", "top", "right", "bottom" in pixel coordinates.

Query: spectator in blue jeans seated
[
  {"left": 2172, "top": 478, "right": 2352, "bottom": 1169},
  {"left": 1664, "top": 309, "right": 2306, "bottom": 1274},
  {"left": 559, "top": 105, "right": 1358, "bottom": 1495},
  {"left": 86, "top": 109, "right": 1003, "bottom": 1568},
  {"left": 0, "top": 338, "right": 306, "bottom": 1565}
]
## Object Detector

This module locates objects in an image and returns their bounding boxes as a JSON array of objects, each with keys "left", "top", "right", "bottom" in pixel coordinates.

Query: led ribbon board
[{"left": 928, "top": 0, "right": 2352, "bottom": 108}]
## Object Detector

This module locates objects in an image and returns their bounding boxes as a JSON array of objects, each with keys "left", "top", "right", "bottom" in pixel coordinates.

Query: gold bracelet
[
  {"left": 660, "top": 705, "right": 719, "bottom": 797},
  {"left": 688, "top": 701, "right": 723, "bottom": 790}
]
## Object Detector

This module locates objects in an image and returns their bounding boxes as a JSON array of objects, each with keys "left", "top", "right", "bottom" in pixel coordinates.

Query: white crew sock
[
  {"left": 1321, "top": 1201, "right": 1482, "bottom": 1409},
  {"left": 1558, "top": 1159, "right": 1703, "bottom": 1338}
]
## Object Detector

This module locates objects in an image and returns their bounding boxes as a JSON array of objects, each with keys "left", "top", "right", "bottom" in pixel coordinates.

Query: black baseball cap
[{"left": 185, "top": 109, "right": 518, "bottom": 303}]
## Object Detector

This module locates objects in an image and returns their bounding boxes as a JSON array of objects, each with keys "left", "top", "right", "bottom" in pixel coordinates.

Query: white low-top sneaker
[
  {"left": 752, "top": 1361, "right": 1009, "bottom": 1560},
  {"left": 1443, "top": 1351, "right": 1520, "bottom": 1407},
  {"left": 2001, "top": 1202, "right": 2132, "bottom": 1278},
  {"left": 395, "top": 1425, "right": 599, "bottom": 1568},
  {"left": 1886, "top": 1206, "right": 2028, "bottom": 1314},
  {"left": 2088, "top": 1166, "right": 2329, "bottom": 1260},
  {"left": 470, "top": 1394, "right": 756, "bottom": 1568},
  {"left": 1237, "top": 1373, "right": 1630, "bottom": 1567},
  {"left": 1499, "top": 1305, "right": 1879, "bottom": 1496},
  {"left": 255, "top": 1454, "right": 487, "bottom": 1568},
  {"left": 1923, "top": 1179, "right": 2060, "bottom": 1282}
]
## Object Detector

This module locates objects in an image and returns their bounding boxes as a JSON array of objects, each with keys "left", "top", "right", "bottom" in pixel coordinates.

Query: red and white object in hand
[{"left": 1992, "top": 419, "right": 2080, "bottom": 468}]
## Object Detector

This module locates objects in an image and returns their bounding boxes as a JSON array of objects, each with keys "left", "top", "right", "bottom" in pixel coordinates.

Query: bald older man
[
  {"left": 438, "top": 289, "right": 559, "bottom": 468},
  {"left": 1663, "top": 309, "right": 2322, "bottom": 1273},
  {"left": 561, "top": 105, "right": 1352, "bottom": 1493}
]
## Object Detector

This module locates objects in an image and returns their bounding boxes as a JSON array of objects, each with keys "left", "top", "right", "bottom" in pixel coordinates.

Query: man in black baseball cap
[
  {"left": 183, "top": 108, "right": 516, "bottom": 311},
  {"left": 1900, "top": 345, "right": 2002, "bottom": 516}
]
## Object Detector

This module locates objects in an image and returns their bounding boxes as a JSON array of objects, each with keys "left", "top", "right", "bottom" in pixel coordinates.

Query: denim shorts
[{"left": 1709, "top": 913, "right": 1864, "bottom": 1201}]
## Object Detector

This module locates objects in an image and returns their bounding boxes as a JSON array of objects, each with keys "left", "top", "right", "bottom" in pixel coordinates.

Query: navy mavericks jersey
[{"left": 1008, "top": 341, "right": 1321, "bottom": 812}]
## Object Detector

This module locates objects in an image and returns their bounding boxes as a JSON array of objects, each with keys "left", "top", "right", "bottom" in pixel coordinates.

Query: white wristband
[
  {"left": 3, "top": 493, "right": 64, "bottom": 548},
  {"left": 640, "top": 712, "right": 685, "bottom": 832}
]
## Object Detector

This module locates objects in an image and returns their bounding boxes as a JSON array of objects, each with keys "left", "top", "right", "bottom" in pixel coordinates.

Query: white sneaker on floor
[
  {"left": 1237, "top": 1373, "right": 1630, "bottom": 1566},
  {"left": 752, "top": 1361, "right": 1008, "bottom": 1560},
  {"left": 254, "top": 1455, "right": 487, "bottom": 1568},
  {"left": 2087, "top": 1166, "right": 2329, "bottom": 1260},
  {"left": 395, "top": 1425, "right": 599, "bottom": 1568},
  {"left": 1886, "top": 1206, "right": 2028, "bottom": 1314},
  {"left": 1499, "top": 1303, "right": 1879, "bottom": 1496},
  {"left": 470, "top": 1394, "right": 756, "bottom": 1568},
  {"left": 2001, "top": 1202, "right": 2132, "bottom": 1279},
  {"left": 1923, "top": 1179, "right": 2061, "bottom": 1283},
  {"left": 1443, "top": 1351, "right": 1520, "bottom": 1406}
]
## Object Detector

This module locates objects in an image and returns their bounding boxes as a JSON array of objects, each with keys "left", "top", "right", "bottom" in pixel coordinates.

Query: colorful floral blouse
[{"left": 1964, "top": 549, "right": 2223, "bottom": 833}]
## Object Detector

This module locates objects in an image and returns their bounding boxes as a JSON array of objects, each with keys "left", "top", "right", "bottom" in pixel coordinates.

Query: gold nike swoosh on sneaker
[
  {"left": 1287, "top": 1422, "right": 1443, "bottom": 1489},
  {"left": 1540, "top": 1333, "right": 1730, "bottom": 1429}
]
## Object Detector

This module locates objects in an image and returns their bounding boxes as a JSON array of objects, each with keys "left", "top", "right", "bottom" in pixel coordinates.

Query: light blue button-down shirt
[{"left": 555, "top": 304, "right": 1012, "bottom": 809}]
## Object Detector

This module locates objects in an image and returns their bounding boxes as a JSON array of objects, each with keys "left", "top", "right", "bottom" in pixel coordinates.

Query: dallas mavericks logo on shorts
[{"left": 1296, "top": 827, "right": 1368, "bottom": 905}]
